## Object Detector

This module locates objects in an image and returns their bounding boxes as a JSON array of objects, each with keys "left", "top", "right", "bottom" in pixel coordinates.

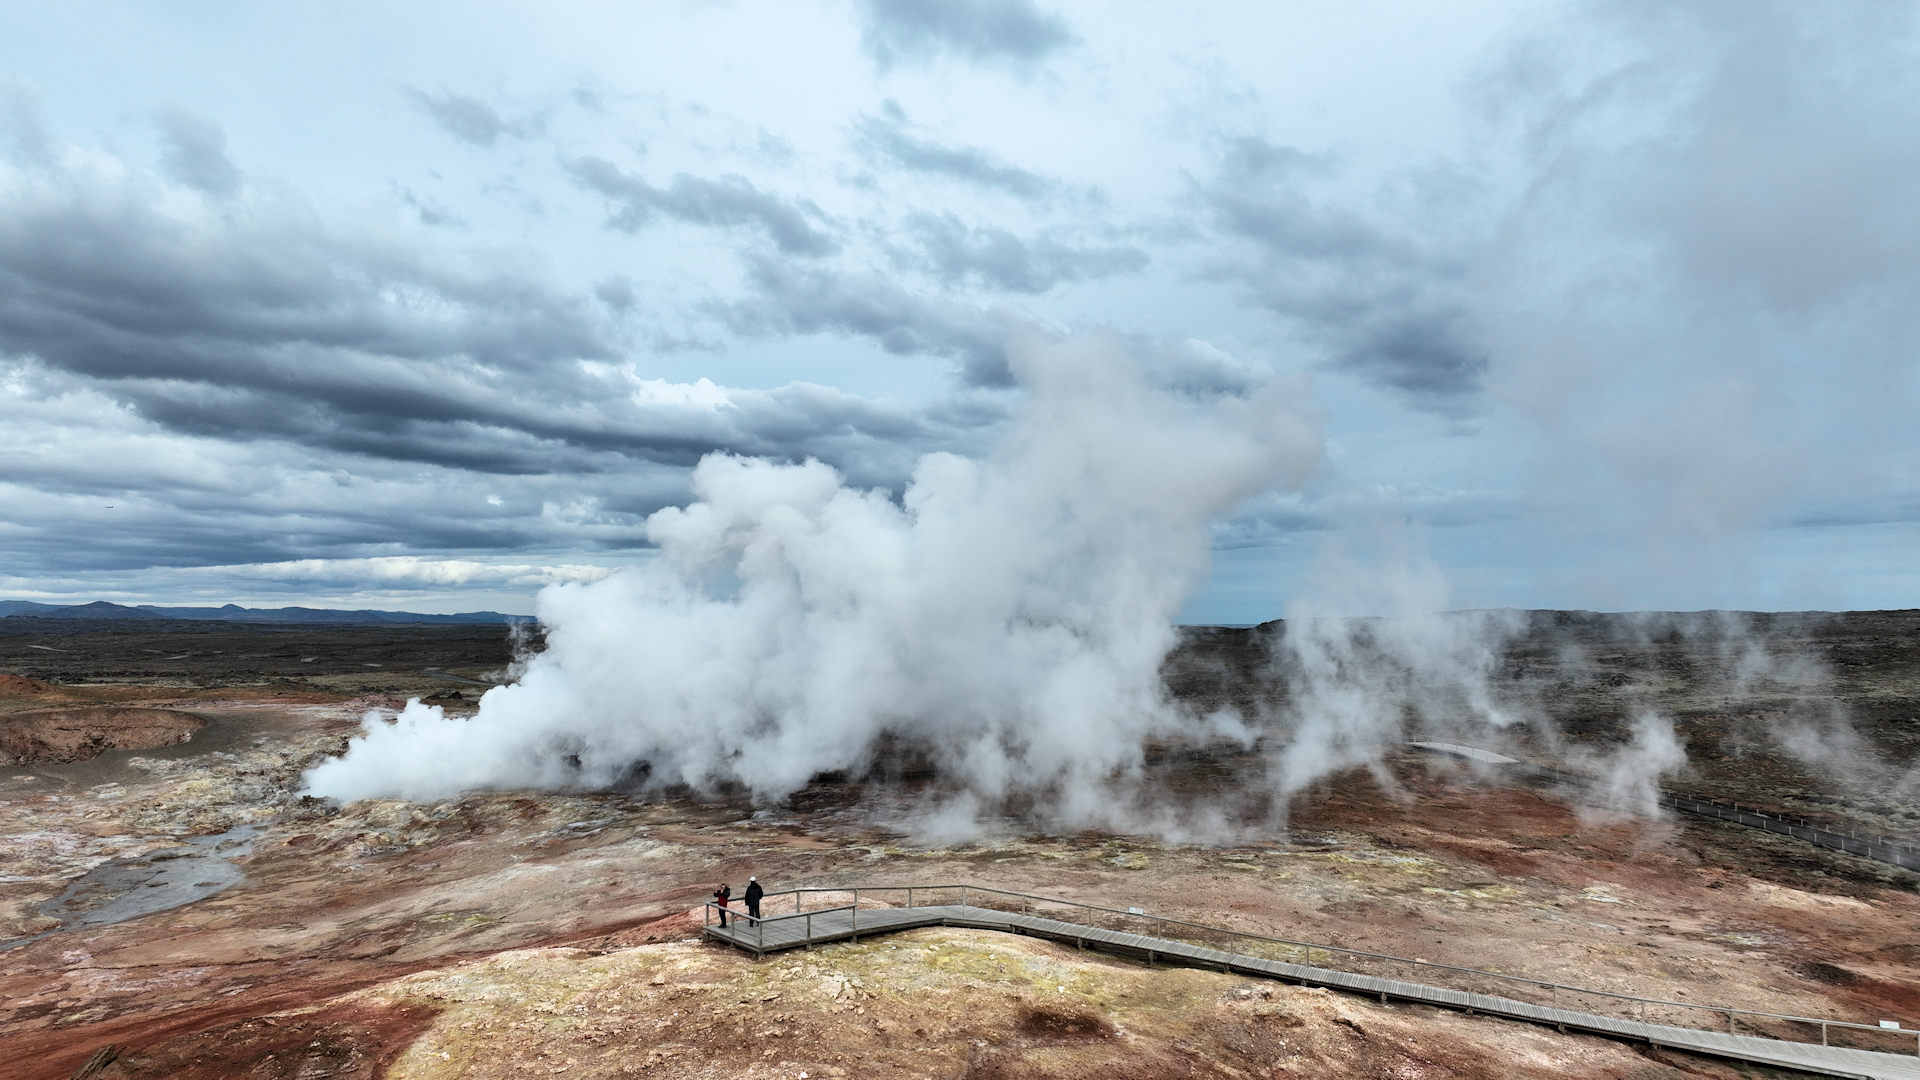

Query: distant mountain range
[{"left": 0, "top": 600, "right": 532, "bottom": 625}]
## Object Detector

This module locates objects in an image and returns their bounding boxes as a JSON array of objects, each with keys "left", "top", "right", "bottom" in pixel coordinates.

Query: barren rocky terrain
[{"left": 3, "top": 612, "right": 1918, "bottom": 1079}]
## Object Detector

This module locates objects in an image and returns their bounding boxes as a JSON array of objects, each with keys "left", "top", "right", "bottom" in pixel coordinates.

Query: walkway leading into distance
[{"left": 704, "top": 889, "right": 1920, "bottom": 1080}]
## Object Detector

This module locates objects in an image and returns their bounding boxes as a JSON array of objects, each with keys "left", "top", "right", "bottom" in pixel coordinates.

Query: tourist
[
  {"left": 744, "top": 876, "right": 764, "bottom": 922},
  {"left": 713, "top": 883, "right": 731, "bottom": 927}
]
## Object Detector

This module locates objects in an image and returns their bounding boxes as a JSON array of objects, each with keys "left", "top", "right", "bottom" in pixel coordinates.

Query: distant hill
[{"left": 0, "top": 600, "right": 531, "bottom": 625}]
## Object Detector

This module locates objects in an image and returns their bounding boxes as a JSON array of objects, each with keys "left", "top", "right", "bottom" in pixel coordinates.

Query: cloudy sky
[{"left": 1, "top": 1, "right": 1915, "bottom": 620}]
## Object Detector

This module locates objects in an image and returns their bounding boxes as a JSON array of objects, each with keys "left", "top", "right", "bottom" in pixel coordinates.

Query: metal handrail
[
  {"left": 705, "top": 900, "right": 853, "bottom": 926},
  {"left": 703, "top": 900, "right": 858, "bottom": 953},
  {"left": 735, "top": 883, "right": 1918, "bottom": 1054},
  {"left": 1664, "top": 793, "right": 1920, "bottom": 868}
]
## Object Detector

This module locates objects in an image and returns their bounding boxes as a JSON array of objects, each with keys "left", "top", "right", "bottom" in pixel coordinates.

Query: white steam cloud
[
  {"left": 1267, "top": 534, "right": 1528, "bottom": 804},
  {"left": 302, "top": 335, "right": 1321, "bottom": 826},
  {"left": 1573, "top": 712, "right": 1687, "bottom": 822}
]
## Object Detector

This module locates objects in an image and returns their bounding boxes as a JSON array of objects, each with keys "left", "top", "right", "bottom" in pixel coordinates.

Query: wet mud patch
[
  {"left": 71, "top": 1000, "right": 440, "bottom": 1080},
  {"left": 2, "top": 825, "right": 260, "bottom": 951},
  {"left": 0, "top": 708, "right": 203, "bottom": 765},
  {"left": 1016, "top": 1003, "right": 1115, "bottom": 1039},
  {"left": 1795, "top": 960, "right": 1864, "bottom": 986}
]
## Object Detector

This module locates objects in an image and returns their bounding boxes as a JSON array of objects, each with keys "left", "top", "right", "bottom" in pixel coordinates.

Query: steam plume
[
  {"left": 1267, "top": 535, "right": 1528, "bottom": 804},
  {"left": 302, "top": 334, "right": 1321, "bottom": 827},
  {"left": 1572, "top": 712, "right": 1687, "bottom": 821}
]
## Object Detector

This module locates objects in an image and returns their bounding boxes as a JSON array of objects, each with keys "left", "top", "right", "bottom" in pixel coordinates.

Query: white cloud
[{"left": 210, "top": 557, "right": 617, "bottom": 588}]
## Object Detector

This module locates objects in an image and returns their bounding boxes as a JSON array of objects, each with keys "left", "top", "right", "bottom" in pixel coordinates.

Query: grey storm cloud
[
  {"left": 565, "top": 155, "right": 840, "bottom": 257},
  {"left": 406, "top": 87, "right": 539, "bottom": 146},
  {"left": 2, "top": 379, "right": 936, "bottom": 574},
  {"left": 154, "top": 108, "right": 241, "bottom": 197},
  {"left": 1198, "top": 135, "right": 1485, "bottom": 407},
  {"left": 853, "top": 107, "right": 1056, "bottom": 201},
  {"left": 856, "top": 0, "right": 1075, "bottom": 72},
  {"left": 121, "top": 371, "right": 927, "bottom": 480},
  {"left": 0, "top": 154, "right": 979, "bottom": 585},
  {"left": 0, "top": 155, "right": 943, "bottom": 486},
  {"left": 3, "top": 485, "right": 539, "bottom": 572},
  {"left": 0, "top": 189, "right": 607, "bottom": 394},
  {"left": 899, "top": 211, "right": 1147, "bottom": 293},
  {"left": 0, "top": 392, "right": 560, "bottom": 572},
  {"left": 723, "top": 254, "right": 1023, "bottom": 387}
]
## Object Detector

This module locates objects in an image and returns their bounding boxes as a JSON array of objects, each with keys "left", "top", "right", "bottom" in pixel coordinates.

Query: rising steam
[
  {"left": 1573, "top": 712, "right": 1687, "bottom": 821},
  {"left": 302, "top": 335, "right": 1321, "bottom": 826},
  {"left": 1265, "top": 535, "right": 1530, "bottom": 804}
]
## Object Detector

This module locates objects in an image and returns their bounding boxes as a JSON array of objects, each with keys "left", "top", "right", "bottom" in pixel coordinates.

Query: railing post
[
  {"left": 758, "top": 911, "right": 765, "bottom": 951},
  {"left": 907, "top": 886, "right": 914, "bottom": 909},
  {"left": 960, "top": 884, "right": 968, "bottom": 908}
]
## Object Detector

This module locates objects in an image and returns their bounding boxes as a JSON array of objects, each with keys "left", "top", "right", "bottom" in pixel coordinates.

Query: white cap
[{"left": 749, "top": 876, "right": 756, "bottom": 881}]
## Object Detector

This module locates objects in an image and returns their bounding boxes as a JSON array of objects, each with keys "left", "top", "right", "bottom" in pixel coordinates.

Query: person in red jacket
[{"left": 713, "top": 883, "right": 732, "bottom": 927}]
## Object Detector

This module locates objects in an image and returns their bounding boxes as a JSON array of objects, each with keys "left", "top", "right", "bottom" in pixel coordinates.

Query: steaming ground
[
  {"left": 303, "top": 335, "right": 1321, "bottom": 829},
  {"left": 5, "top": 614, "right": 1920, "bottom": 1079}
]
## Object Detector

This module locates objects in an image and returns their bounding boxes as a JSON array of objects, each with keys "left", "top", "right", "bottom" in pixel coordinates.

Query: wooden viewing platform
[{"left": 704, "top": 886, "right": 1920, "bottom": 1080}]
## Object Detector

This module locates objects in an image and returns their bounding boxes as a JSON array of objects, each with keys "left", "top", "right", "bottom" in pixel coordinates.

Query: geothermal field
[
  {"left": 9, "top": 1, "right": 1920, "bottom": 1077},
  {"left": 5, "top": 609, "right": 1919, "bottom": 1080}
]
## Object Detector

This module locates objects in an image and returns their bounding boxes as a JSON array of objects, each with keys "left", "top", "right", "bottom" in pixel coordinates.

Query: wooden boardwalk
[{"left": 707, "top": 902, "right": 1920, "bottom": 1080}]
